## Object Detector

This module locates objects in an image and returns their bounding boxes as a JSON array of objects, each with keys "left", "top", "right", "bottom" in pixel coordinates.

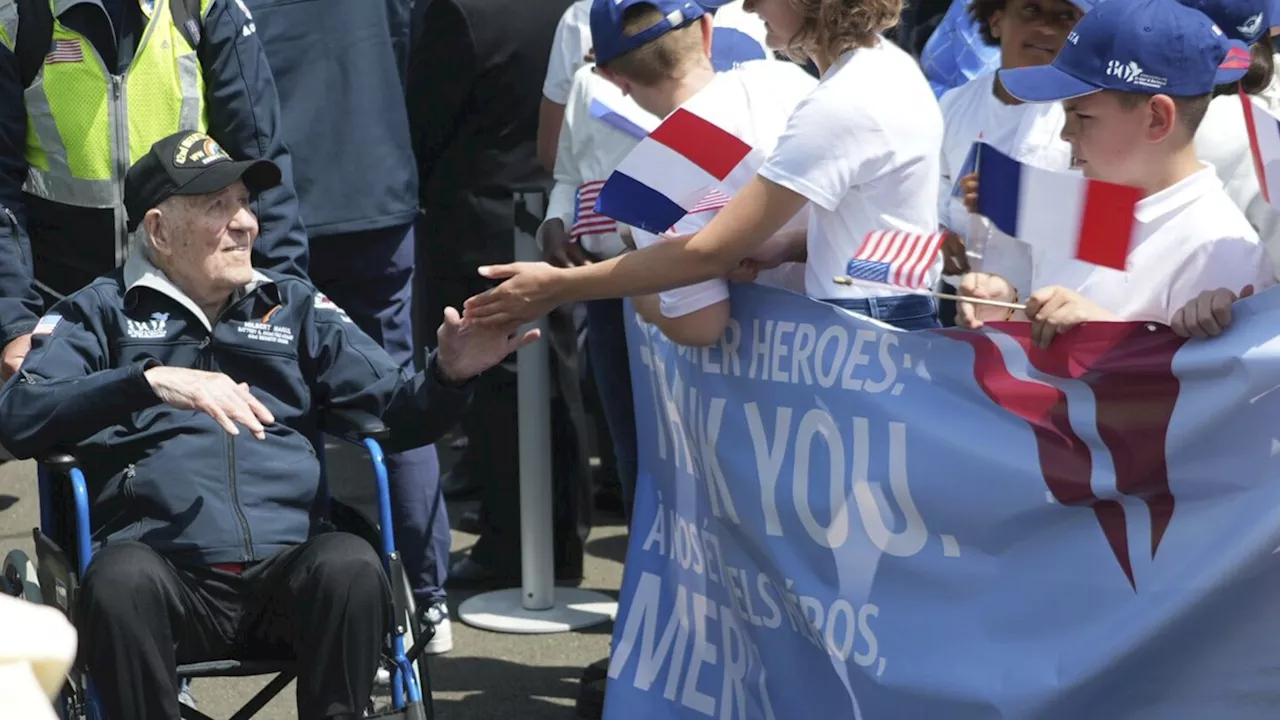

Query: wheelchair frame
[{"left": 18, "top": 407, "right": 433, "bottom": 720}]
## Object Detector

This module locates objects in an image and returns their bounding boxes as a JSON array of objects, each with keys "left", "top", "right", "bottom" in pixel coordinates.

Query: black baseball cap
[{"left": 125, "top": 130, "right": 282, "bottom": 232}]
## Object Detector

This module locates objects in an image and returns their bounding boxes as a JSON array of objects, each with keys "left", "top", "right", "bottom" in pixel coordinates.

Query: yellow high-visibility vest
[{"left": 0, "top": 0, "right": 213, "bottom": 264}]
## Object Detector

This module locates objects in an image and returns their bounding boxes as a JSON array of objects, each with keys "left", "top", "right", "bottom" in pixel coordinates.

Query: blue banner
[{"left": 606, "top": 283, "right": 1280, "bottom": 719}]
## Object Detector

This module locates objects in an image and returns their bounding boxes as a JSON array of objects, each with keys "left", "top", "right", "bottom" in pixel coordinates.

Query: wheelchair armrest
[
  {"left": 39, "top": 451, "right": 80, "bottom": 474},
  {"left": 318, "top": 407, "right": 390, "bottom": 442}
]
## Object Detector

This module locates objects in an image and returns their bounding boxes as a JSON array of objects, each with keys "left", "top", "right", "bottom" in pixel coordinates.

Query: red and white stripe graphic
[
  {"left": 849, "top": 230, "right": 946, "bottom": 290},
  {"left": 571, "top": 181, "right": 618, "bottom": 242},
  {"left": 687, "top": 189, "right": 731, "bottom": 216},
  {"left": 45, "top": 39, "right": 84, "bottom": 65}
]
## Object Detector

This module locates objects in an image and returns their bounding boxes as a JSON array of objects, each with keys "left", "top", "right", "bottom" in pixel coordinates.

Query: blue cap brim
[
  {"left": 998, "top": 65, "right": 1101, "bottom": 103},
  {"left": 1215, "top": 39, "right": 1253, "bottom": 85}
]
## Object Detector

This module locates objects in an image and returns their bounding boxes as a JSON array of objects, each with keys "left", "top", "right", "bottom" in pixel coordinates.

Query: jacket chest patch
[
  {"left": 126, "top": 312, "right": 170, "bottom": 339},
  {"left": 236, "top": 320, "right": 295, "bottom": 347}
]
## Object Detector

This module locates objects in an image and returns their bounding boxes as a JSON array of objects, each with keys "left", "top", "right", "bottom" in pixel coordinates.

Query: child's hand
[
  {"left": 941, "top": 230, "right": 970, "bottom": 275},
  {"left": 959, "top": 173, "right": 980, "bottom": 214},
  {"left": 726, "top": 259, "right": 759, "bottom": 284},
  {"left": 1024, "top": 286, "right": 1117, "bottom": 349},
  {"left": 1171, "top": 285, "right": 1255, "bottom": 339},
  {"left": 957, "top": 272, "right": 1016, "bottom": 330}
]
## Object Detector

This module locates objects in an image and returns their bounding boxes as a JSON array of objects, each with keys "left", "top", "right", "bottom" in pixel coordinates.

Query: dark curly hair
[{"left": 967, "top": 0, "right": 1007, "bottom": 46}]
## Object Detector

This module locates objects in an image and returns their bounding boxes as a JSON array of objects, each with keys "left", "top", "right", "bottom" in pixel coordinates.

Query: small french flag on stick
[
  {"left": 976, "top": 143, "right": 1140, "bottom": 271},
  {"left": 595, "top": 106, "right": 759, "bottom": 234},
  {"left": 845, "top": 231, "right": 946, "bottom": 290},
  {"left": 1241, "top": 89, "right": 1280, "bottom": 210}
]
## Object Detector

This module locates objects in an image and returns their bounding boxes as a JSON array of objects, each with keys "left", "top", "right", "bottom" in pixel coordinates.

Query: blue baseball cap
[
  {"left": 591, "top": 0, "right": 707, "bottom": 66},
  {"left": 999, "top": 0, "right": 1253, "bottom": 103},
  {"left": 1177, "top": 0, "right": 1275, "bottom": 44}
]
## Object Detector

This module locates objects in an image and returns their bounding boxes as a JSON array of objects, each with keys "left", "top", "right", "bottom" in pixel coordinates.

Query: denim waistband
[{"left": 819, "top": 294, "right": 941, "bottom": 330}]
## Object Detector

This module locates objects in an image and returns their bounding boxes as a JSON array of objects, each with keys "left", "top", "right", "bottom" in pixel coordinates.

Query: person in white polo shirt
[
  {"left": 463, "top": 0, "right": 947, "bottom": 331},
  {"left": 958, "top": 0, "right": 1274, "bottom": 349}
]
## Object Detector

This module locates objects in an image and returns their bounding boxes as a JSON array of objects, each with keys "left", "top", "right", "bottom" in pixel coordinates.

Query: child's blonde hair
[{"left": 598, "top": 4, "right": 708, "bottom": 85}]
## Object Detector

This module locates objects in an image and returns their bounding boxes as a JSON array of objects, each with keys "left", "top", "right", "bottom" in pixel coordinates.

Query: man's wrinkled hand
[
  {"left": 436, "top": 307, "right": 539, "bottom": 382},
  {"left": 957, "top": 272, "right": 1015, "bottom": 330},
  {"left": 463, "top": 262, "right": 565, "bottom": 328},
  {"left": 1171, "top": 285, "right": 1254, "bottom": 339},
  {"left": 1024, "top": 285, "right": 1117, "bottom": 349},
  {"left": 542, "top": 219, "right": 593, "bottom": 268},
  {"left": 144, "top": 366, "right": 275, "bottom": 439},
  {"left": 1, "top": 333, "right": 31, "bottom": 381}
]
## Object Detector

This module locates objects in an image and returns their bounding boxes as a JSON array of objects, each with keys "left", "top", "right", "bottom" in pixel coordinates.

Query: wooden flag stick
[{"left": 831, "top": 276, "right": 1027, "bottom": 311}]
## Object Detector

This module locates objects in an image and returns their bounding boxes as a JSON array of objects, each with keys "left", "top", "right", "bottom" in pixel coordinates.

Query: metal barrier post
[{"left": 457, "top": 191, "right": 616, "bottom": 634}]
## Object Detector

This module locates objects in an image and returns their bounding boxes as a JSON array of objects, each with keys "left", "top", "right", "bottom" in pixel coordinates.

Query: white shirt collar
[
  {"left": 1134, "top": 164, "right": 1221, "bottom": 225},
  {"left": 123, "top": 250, "right": 273, "bottom": 332}
]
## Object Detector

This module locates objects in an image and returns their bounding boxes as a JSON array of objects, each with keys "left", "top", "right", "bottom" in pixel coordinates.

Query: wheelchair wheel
[{"left": 3, "top": 548, "right": 43, "bottom": 603}]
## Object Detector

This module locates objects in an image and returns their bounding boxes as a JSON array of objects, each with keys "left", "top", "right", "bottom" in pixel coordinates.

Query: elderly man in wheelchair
[{"left": 0, "top": 131, "right": 537, "bottom": 720}]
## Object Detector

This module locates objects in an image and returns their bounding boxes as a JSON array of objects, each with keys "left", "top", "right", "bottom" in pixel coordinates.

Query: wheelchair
[{"left": 1, "top": 407, "right": 435, "bottom": 720}]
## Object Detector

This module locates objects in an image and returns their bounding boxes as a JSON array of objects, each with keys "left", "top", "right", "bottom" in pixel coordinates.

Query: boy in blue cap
[{"left": 956, "top": 0, "right": 1274, "bottom": 348}]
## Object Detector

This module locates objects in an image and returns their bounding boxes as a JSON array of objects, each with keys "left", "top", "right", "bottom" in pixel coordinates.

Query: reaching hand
[
  {"left": 1024, "top": 286, "right": 1117, "bottom": 349},
  {"left": 1, "top": 332, "right": 31, "bottom": 382},
  {"left": 144, "top": 366, "right": 275, "bottom": 439},
  {"left": 726, "top": 259, "right": 759, "bottom": 284},
  {"left": 957, "top": 272, "right": 1016, "bottom": 330},
  {"left": 542, "top": 219, "right": 594, "bottom": 268},
  {"left": 463, "top": 262, "right": 565, "bottom": 329},
  {"left": 941, "top": 231, "right": 970, "bottom": 275},
  {"left": 1171, "top": 285, "right": 1254, "bottom": 339},
  {"left": 436, "top": 306, "right": 540, "bottom": 382}
]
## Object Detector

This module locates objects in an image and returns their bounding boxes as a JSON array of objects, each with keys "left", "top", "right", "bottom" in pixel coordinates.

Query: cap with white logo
[
  {"left": 1176, "top": 0, "right": 1275, "bottom": 44},
  {"left": 998, "top": 0, "right": 1252, "bottom": 103}
]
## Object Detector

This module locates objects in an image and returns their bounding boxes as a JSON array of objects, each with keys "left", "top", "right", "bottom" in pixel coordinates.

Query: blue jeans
[
  {"left": 310, "top": 223, "right": 449, "bottom": 606},
  {"left": 821, "top": 294, "right": 942, "bottom": 330},
  {"left": 584, "top": 299, "right": 638, "bottom": 523}
]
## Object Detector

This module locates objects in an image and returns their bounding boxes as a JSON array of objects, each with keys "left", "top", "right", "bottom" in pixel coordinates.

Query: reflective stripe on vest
[{"left": 23, "top": 0, "right": 211, "bottom": 264}]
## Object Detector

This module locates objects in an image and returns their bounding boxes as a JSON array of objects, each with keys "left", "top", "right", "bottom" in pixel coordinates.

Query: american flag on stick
[
  {"left": 571, "top": 181, "right": 617, "bottom": 244},
  {"left": 844, "top": 231, "right": 946, "bottom": 290},
  {"left": 45, "top": 39, "right": 84, "bottom": 65}
]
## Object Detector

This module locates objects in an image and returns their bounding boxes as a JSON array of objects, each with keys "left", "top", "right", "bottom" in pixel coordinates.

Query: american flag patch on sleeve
[
  {"left": 33, "top": 314, "right": 62, "bottom": 335},
  {"left": 45, "top": 39, "right": 84, "bottom": 65}
]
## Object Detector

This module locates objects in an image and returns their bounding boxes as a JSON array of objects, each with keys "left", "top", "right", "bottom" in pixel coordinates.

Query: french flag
[
  {"left": 589, "top": 98, "right": 656, "bottom": 141},
  {"left": 976, "top": 143, "right": 1140, "bottom": 271},
  {"left": 1240, "top": 88, "right": 1280, "bottom": 210},
  {"left": 594, "top": 107, "right": 759, "bottom": 234},
  {"left": 845, "top": 231, "right": 946, "bottom": 290}
]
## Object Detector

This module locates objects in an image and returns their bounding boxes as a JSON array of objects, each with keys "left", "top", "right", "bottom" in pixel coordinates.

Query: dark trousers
[
  {"left": 419, "top": 269, "right": 592, "bottom": 578},
  {"left": 310, "top": 224, "right": 449, "bottom": 605},
  {"left": 78, "top": 535, "right": 391, "bottom": 720},
  {"left": 584, "top": 299, "right": 637, "bottom": 522}
]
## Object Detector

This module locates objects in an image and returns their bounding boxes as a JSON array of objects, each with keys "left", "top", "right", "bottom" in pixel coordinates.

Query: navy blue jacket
[
  {"left": 244, "top": 0, "right": 418, "bottom": 238},
  {"left": 0, "top": 0, "right": 310, "bottom": 349},
  {"left": 0, "top": 258, "right": 471, "bottom": 564}
]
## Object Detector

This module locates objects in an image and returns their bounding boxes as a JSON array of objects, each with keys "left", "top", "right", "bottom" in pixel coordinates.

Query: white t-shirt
[
  {"left": 1196, "top": 89, "right": 1280, "bottom": 281},
  {"left": 631, "top": 60, "right": 817, "bottom": 317},
  {"left": 1029, "top": 166, "right": 1275, "bottom": 324},
  {"left": 758, "top": 38, "right": 945, "bottom": 300},
  {"left": 542, "top": 0, "right": 593, "bottom": 105},
  {"left": 938, "top": 72, "right": 1073, "bottom": 298},
  {"left": 542, "top": 65, "right": 656, "bottom": 258}
]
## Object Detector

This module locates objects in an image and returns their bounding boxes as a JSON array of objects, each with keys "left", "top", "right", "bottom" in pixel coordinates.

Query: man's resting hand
[{"left": 144, "top": 367, "right": 275, "bottom": 439}]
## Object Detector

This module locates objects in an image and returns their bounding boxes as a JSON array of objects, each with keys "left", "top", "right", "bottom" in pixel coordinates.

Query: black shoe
[
  {"left": 575, "top": 678, "right": 606, "bottom": 719},
  {"left": 454, "top": 509, "right": 482, "bottom": 535},
  {"left": 446, "top": 556, "right": 584, "bottom": 590},
  {"left": 441, "top": 468, "right": 481, "bottom": 501}
]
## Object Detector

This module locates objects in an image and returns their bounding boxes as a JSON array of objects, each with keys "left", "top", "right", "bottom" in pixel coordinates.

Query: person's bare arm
[
  {"left": 537, "top": 97, "right": 566, "bottom": 172},
  {"left": 463, "top": 175, "right": 809, "bottom": 328},
  {"left": 631, "top": 294, "right": 730, "bottom": 347}
]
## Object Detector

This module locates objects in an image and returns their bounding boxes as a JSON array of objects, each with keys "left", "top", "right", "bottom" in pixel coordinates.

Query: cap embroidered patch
[{"left": 173, "top": 134, "right": 230, "bottom": 168}]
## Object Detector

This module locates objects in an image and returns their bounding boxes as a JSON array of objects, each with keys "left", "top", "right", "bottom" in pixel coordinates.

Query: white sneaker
[{"left": 421, "top": 601, "right": 453, "bottom": 655}]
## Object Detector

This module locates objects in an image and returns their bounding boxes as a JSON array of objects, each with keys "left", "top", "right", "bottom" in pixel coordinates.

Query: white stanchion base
[{"left": 458, "top": 588, "right": 617, "bottom": 634}]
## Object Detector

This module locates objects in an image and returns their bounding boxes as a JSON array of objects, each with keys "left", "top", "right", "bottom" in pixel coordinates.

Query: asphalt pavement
[{"left": 0, "top": 439, "right": 628, "bottom": 719}]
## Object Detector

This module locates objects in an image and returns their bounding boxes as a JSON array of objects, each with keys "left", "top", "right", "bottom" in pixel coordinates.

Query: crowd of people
[{"left": 0, "top": 0, "right": 1275, "bottom": 717}]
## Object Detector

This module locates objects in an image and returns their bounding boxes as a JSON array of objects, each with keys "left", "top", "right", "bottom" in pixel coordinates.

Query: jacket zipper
[
  {"left": 199, "top": 334, "right": 255, "bottom": 561},
  {"left": 1, "top": 206, "right": 25, "bottom": 266}
]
